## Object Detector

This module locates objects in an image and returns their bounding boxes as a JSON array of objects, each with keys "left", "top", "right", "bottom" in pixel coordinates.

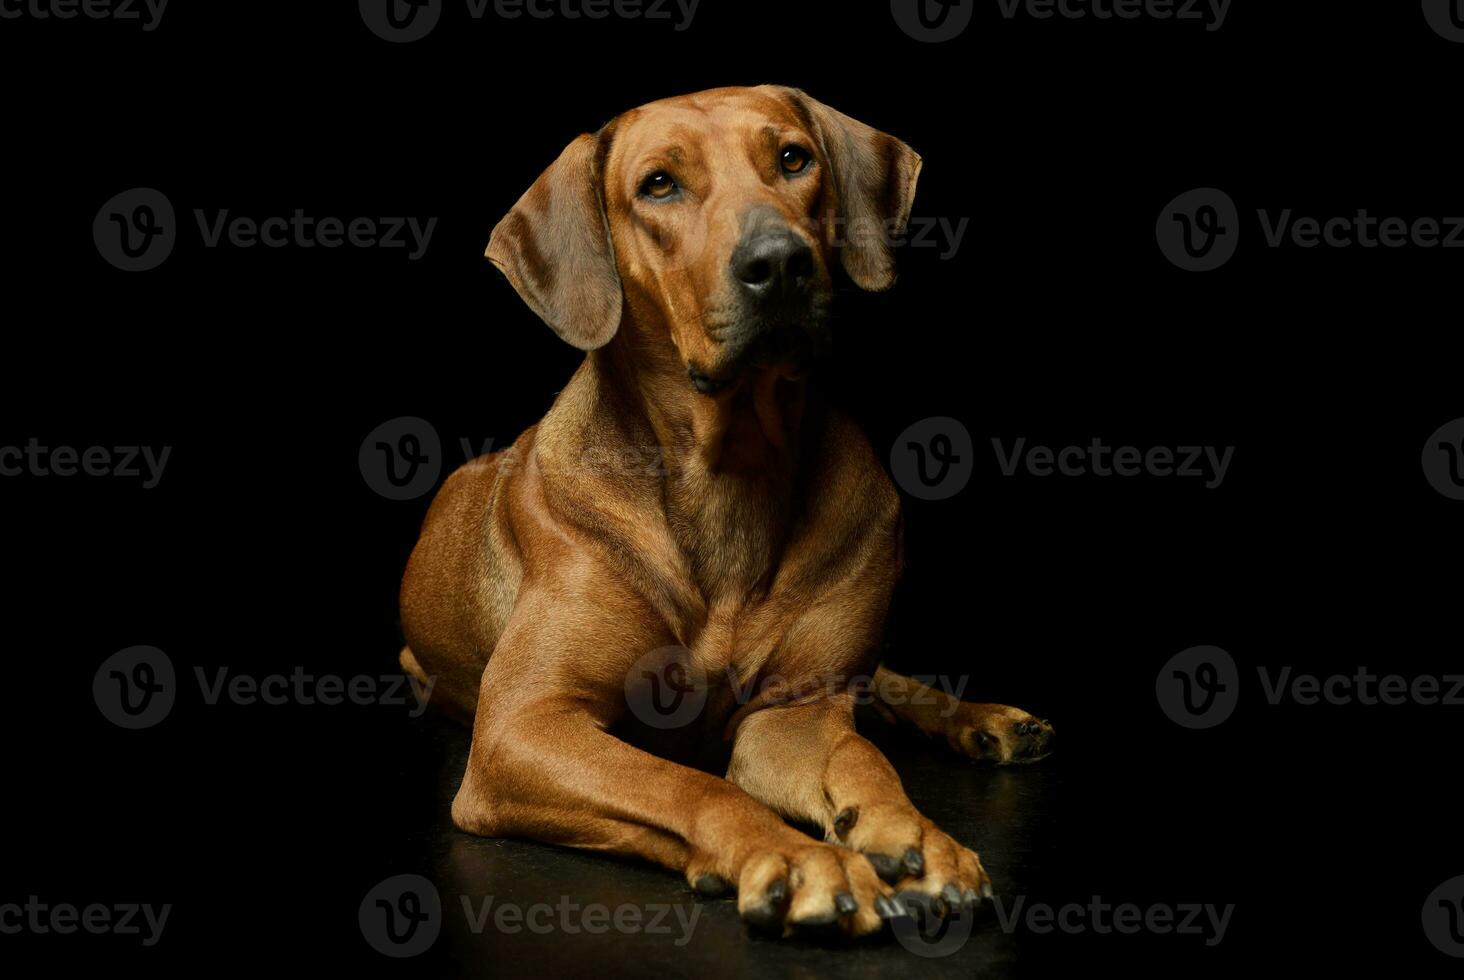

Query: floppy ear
[
  {"left": 779, "top": 88, "right": 923, "bottom": 292},
  {"left": 486, "top": 132, "right": 623, "bottom": 350}
]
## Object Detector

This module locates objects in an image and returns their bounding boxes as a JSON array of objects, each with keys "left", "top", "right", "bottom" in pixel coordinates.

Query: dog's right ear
[{"left": 486, "top": 133, "right": 623, "bottom": 351}]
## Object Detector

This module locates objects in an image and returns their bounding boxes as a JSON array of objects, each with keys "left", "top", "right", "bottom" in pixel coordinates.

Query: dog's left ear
[
  {"left": 486, "top": 132, "right": 623, "bottom": 351},
  {"left": 774, "top": 87, "right": 923, "bottom": 292}
]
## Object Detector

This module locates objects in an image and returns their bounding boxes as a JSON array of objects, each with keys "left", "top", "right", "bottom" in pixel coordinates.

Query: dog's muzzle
[{"left": 688, "top": 224, "right": 831, "bottom": 395}]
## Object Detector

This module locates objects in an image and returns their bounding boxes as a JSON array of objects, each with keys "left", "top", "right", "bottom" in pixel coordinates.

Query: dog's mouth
[{"left": 689, "top": 313, "right": 832, "bottom": 396}]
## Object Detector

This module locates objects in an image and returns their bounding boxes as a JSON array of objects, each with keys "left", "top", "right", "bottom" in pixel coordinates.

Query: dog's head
[{"left": 487, "top": 86, "right": 921, "bottom": 395}]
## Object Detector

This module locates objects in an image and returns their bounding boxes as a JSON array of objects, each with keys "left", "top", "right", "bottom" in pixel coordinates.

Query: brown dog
[{"left": 399, "top": 85, "right": 1054, "bottom": 940}]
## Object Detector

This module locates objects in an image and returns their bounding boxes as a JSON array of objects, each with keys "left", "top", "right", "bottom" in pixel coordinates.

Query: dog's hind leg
[{"left": 865, "top": 666, "right": 1056, "bottom": 765}]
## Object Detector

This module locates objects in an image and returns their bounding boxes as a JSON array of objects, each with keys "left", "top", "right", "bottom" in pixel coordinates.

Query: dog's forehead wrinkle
[{"left": 614, "top": 95, "right": 797, "bottom": 177}]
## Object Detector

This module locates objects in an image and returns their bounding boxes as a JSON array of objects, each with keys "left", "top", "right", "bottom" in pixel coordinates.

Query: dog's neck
[
  {"left": 588, "top": 320, "right": 811, "bottom": 598},
  {"left": 592, "top": 321, "right": 809, "bottom": 478}
]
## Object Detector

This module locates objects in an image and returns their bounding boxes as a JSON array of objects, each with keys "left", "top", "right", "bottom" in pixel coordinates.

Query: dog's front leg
[
  {"left": 728, "top": 694, "right": 992, "bottom": 915},
  {"left": 448, "top": 598, "right": 894, "bottom": 939}
]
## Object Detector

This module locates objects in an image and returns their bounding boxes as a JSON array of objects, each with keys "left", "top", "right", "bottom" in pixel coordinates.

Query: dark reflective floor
[{"left": 411, "top": 716, "right": 1060, "bottom": 979}]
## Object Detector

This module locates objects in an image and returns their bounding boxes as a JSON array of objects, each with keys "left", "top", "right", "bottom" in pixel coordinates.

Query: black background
[{"left": 1, "top": 0, "right": 1460, "bottom": 976}]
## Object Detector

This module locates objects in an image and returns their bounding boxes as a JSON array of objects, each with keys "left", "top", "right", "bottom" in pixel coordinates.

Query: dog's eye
[
  {"left": 640, "top": 171, "right": 679, "bottom": 200},
  {"left": 779, "top": 145, "right": 813, "bottom": 175}
]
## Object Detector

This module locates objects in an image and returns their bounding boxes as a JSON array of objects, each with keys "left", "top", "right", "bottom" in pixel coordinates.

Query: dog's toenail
[
  {"left": 834, "top": 892, "right": 858, "bottom": 916},
  {"left": 902, "top": 848, "right": 924, "bottom": 877},
  {"left": 941, "top": 884, "right": 963, "bottom": 907},
  {"left": 980, "top": 881, "right": 994, "bottom": 900},
  {"left": 766, "top": 879, "right": 788, "bottom": 905},
  {"left": 963, "top": 887, "right": 981, "bottom": 906},
  {"left": 693, "top": 873, "right": 732, "bottom": 898},
  {"left": 875, "top": 895, "right": 901, "bottom": 919},
  {"left": 869, "top": 853, "right": 903, "bottom": 884}
]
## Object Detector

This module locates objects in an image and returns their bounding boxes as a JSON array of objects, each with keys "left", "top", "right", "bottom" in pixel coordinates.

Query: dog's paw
[
  {"left": 946, "top": 703, "right": 1055, "bottom": 765},
  {"left": 688, "top": 835, "right": 897, "bottom": 939},
  {"left": 831, "top": 803, "right": 991, "bottom": 915}
]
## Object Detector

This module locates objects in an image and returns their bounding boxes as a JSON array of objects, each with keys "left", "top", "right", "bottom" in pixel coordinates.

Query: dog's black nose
[{"left": 731, "top": 232, "right": 815, "bottom": 303}]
